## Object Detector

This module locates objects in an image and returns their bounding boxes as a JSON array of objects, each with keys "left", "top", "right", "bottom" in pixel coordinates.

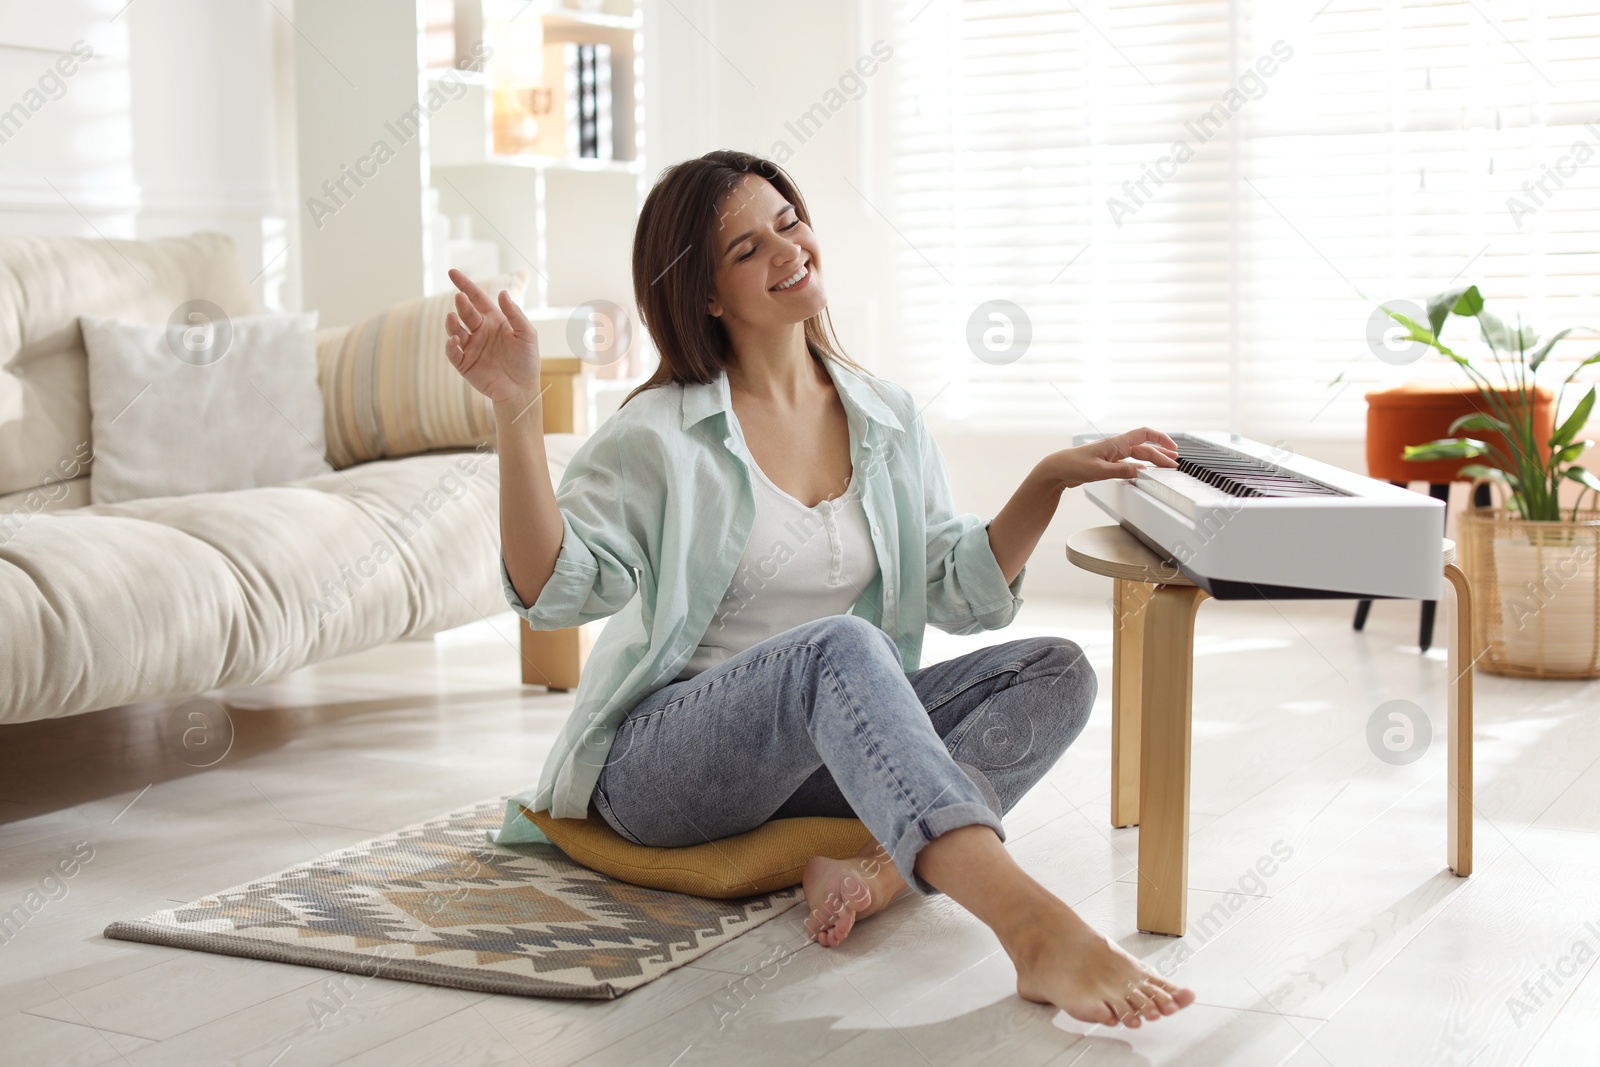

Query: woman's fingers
[
  {"left": 454, "top": 289, "right": 485, "bottom": 332},
  {"left": 1131, "top": 442, "right": 1179, "bottom": 467},
  {"left": 499, "top": 288, "right": 536, "bottom": 339},
  {"left": 445, "top": 311, "right": 468, "bottom": 346},
  {"left": 1124, "top": 425, "right": 1179, "bottom": 452},
  {"left": 447, "top": 267, "right": 496, "bottom": 316}
]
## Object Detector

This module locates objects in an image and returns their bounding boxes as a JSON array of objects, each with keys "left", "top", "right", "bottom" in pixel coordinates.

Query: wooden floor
[{"left": 3, "top": 594, "right": 1598, "bottom": 1067}]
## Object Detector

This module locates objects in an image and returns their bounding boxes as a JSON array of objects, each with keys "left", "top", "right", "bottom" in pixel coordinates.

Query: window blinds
[{"left": 885, "top": 0, "right": 1600, "bottom": 441}]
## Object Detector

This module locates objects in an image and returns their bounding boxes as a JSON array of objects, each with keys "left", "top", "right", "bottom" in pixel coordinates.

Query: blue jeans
[{"left": 591, "top": 614, "right": 1096, "bottom": 896}]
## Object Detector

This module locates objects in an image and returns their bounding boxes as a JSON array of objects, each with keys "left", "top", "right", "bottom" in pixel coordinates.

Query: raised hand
[{"left": 443, "top": 267, "right": 542, "bottom": 406}]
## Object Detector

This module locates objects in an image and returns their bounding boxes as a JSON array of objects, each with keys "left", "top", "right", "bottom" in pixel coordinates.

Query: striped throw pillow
[{"left": 315, "top": 271, "right": 529, "bottom": 469}]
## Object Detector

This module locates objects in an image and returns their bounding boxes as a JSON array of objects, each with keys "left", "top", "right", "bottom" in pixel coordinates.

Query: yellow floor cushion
[{"left": 519, "top": 803, "right": 874, "bottom": 899}]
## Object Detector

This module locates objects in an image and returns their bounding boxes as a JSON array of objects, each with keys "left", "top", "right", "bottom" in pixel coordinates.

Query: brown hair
[{"left": 620, "top": 149, "right": 875, "bottom": 409}]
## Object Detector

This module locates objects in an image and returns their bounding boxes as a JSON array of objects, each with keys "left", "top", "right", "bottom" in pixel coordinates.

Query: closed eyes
[{"left": 736, "top": 217, "right": 802, "bottom": 262}]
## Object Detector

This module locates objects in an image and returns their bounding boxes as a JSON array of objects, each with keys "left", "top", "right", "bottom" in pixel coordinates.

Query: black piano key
[{"left": 1169, "top": 433, "right": 1343, "bottom": 498}]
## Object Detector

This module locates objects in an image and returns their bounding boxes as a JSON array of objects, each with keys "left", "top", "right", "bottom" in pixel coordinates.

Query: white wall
[
  {"left": 639, "top": 1, "right": 1409, "bottom": 599},
  {"left": 0, "top": 0, "right": 294, "bottom": 309}
]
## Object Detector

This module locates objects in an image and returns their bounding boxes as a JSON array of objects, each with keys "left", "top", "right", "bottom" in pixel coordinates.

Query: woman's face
[{"left": 706, "top": 174, "right": 827, "bottom": 329}]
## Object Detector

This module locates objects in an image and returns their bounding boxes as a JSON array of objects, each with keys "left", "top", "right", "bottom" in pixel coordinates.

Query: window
[{"left": 884, "top": 0, "right": 1600, "bottom": 442}]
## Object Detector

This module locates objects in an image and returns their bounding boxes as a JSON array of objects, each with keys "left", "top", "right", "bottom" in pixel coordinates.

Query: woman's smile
[{"left": 770, "top": 262, "right": 812, "bottom": 293}]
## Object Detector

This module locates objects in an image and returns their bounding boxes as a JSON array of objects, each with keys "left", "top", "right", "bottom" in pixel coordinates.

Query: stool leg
[
  {"left": 1111, "top": 579, "right": 1151, "bottom": 828},
  {"left": 1445, "top": 562, "right": 1474, "bottom": 876},
  {"left": 1419, "top": 483, "right": 1452, "bottom": 652},
  {"left": 1136, "top": 584, "right": 1209, "bottom": 937}
]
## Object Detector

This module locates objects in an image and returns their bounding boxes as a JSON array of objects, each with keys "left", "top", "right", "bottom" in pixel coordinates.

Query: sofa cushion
[
  {"left": 316, "top": 271, "right": 529, "bottom": 469},
  {"left": 81, "top": 312, "right": 333, "bottom": 503},
  {"left": 520, "top": 803, "right": 874, "bottom": 899},
  {"left": 0, "top": 232, "right": 260, "bottom": 499},
  {"left": 0, "top": 435, "right": 588, "bottom": 726}
]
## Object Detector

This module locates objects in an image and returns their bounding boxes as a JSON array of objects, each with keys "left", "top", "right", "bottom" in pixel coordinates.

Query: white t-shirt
[{"left": 673, "top": 458, "right": 880, "bottom": 682}]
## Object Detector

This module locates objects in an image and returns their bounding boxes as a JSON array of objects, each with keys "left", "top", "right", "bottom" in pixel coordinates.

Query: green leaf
[
  {"left": 1451, "top": 285, "right": 1485, "bottom": 317},
  {"left": 1564, "top": 465, "right": 1600, "bottom": 494},
  {"left": 1403, "top": 438, "right": 1489, "bottom": 461},
  {"left": 1563, "top": 350, "right": 1600, "bottom": 386},
  {"left": 1448, "top": 412, "right": 1510, "bottom": 436},
  {"left": 1385, "top": 308, "right": 1435, "bottom": 343},
  {"left": 1427, "top": 286, "right": 1472, "bottom": 339},
  {"left": 1475, "top": 308, "right": 1539, "bottom": 357},
  {"left": 1458, "top": 464, "right": 1521, "bottom": 490},
  {"left": 1549, "top": 386, "right": 1596, "bottom": 450},
  {"left": 1528, "top": 327, "right": 1577, "bottom": 371},
  {"left": 1384, "top": 308, "right": 1460, "bottom": 360},
  {"left": 1554, "top": 440, "right": 1595, "bottom": 467}
]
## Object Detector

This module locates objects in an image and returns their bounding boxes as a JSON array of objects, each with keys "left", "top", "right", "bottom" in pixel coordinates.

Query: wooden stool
[{"left": 1067, "top": 525, "right": 1475, "bottom": 937}]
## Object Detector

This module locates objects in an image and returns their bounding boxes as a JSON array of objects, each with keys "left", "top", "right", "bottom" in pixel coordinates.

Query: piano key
[{"left": 1134, "top": 467, "right": 1241, "bottom": 517}]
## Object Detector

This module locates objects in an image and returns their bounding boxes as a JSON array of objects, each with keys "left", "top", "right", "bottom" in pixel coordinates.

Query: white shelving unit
[{"left": 294, "top": 0, "right": 650, "bottom": 395}]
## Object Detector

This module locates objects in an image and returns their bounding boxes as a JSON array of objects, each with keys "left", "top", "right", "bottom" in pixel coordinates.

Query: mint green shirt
[{"left": 488, "top": 357, "right": 1028, "bottom": 847}]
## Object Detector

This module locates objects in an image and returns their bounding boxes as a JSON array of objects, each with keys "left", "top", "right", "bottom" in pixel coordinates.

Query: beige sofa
[{"left": 0, "top": 232, "right": 587, "bottom": 726}]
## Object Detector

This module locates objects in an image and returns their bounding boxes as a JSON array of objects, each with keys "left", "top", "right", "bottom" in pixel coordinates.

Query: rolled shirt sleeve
[
  {"left": 917, "top": 414, "right": 1026, "bottom": 635},
  {"left": 499, "top": 420, "right": 650, "bottom": 631}
]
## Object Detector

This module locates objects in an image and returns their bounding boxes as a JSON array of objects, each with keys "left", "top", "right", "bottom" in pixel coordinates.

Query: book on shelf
[{"left": 529, "top": 41, "right": 613, "bottom": 160}]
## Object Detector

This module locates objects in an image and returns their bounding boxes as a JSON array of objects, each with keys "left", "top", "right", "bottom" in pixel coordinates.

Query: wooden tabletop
[{"left": 1066, "top": 524, "right": 1455, "bottom": 583}]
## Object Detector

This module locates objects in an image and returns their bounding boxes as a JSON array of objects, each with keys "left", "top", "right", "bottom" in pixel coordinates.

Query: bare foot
[
  {"left": 1003, "top": 903, "right": 1196, "bottom": 1028},
  {"left": 801, "top": 849, "right": 907, "bottom": 948}
]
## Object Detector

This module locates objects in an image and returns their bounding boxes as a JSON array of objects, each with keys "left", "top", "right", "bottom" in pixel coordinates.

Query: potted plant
[{"left": 1384, "top": 285, "right": 1600, "bottom": 677}]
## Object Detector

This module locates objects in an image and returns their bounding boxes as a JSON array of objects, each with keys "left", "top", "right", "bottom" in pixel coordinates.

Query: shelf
[
  {"left": 433, "top": 154, "right": 642, "bottom": 174},
  {"left": 425, "top": 66, "right": 489, "bottom": 86},
  {"left": 541, "top": 10, "right": 641, "bottom": 31},
  {"left": 296, "top": 0, "right": 644, "bottom": 370}
]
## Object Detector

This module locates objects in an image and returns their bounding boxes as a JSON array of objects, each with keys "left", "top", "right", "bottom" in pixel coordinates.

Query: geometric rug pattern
[{"left": 104, "top": 796, "right": 805, "bottom": 999}]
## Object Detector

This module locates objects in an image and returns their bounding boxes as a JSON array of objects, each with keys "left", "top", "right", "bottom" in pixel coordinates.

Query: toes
[
  {"left": 1164, "top": 981, "right": 1197, "bottom": 1008},
  {"left": 1145, "top": 974, "right": 1196, "bottom": 1008},
  {"left": 1143, "top": 981, "right": 1180, "bottom": 1016},
  {"left": 1122, "top": 987, "right": 1158, "bottom": 1024}
]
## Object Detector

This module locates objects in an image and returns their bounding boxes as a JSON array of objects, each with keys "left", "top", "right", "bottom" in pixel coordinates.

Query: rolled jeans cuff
[{"left": 889, "top": 801, "right": 1007, "bottom": 897}]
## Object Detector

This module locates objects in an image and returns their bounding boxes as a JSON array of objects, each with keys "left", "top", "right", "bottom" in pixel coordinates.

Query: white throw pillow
[{"left": 81, "top": 310, "right": 334, "bottom": 504}]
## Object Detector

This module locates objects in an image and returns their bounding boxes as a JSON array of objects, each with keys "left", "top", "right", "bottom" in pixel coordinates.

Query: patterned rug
[{"left": 102, "top": 796, "right": 805, "bottom": 999}]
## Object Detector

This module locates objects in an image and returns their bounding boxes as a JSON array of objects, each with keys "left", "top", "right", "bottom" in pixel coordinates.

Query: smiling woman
[{"left": 444, "top": 148, "right": 1192, "bottom": 1029}]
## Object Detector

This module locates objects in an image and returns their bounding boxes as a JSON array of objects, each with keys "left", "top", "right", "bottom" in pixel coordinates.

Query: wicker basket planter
[{"left": 1457, "top": 507, "right": 1600, "bottom": 678}]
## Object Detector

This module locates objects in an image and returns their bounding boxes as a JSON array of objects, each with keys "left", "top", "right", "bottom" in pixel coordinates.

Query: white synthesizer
[{"left": 1075, "top": 432, "right": 1445, "bottom": 601}]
